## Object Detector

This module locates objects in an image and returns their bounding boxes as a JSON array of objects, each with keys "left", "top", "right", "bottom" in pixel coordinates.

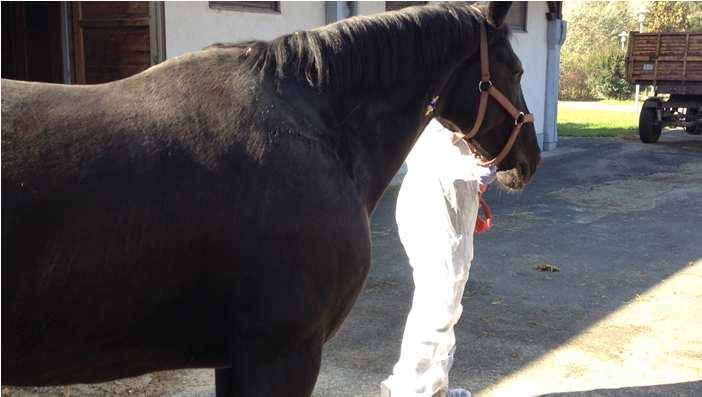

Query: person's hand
[{"left": 477, "top": 165, "right": 497, "bottom": 188}]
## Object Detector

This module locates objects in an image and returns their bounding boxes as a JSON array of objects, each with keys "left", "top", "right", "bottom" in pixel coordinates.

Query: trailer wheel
[
  {"left": 685, "top": 108, "right": 702, "bottom": 135},
  {"left": 639, "top": 99, "right": 662, "bottom": 143}
]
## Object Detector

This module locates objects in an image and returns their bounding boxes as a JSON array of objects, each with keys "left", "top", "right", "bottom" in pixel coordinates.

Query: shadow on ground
[
  {"left": 537, "top": 380, "right": 702, "bottom": 397},
  {"left": 312, "top": 131, "right": 702, "bottom": 396}
]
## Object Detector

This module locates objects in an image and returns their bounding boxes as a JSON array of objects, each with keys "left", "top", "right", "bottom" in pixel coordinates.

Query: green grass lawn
[
  {"left": 591, "top": 99, "right": 637, "bottom": 107},
  {"left": 558, "top": 101, "right": 638, "bottom": 137}
]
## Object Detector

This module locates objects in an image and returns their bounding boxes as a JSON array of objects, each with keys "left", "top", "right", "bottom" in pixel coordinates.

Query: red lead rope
[{"left": 475, "top": 184, "right": 493, "bottom": 234}]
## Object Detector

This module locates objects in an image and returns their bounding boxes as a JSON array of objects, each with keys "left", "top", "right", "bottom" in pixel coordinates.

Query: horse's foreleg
[
  {"left": 215, "top": 332, "right": 323, "bottom": 397},
  {"left": 214, "top": 368, "right": 234, "bottom": 396}
]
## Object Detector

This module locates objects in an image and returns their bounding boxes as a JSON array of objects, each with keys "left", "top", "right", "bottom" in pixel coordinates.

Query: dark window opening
[
  {"left": 385, "top": 2, "right": 427, "bottom": 12},
  {"left": 385, "top": 2, "right": 527, "bottom": 31},
  {"left": 505, "top": 2, "right": 527, "bottom": 32},
  {"left": 209, "top": 1, "right": 280, "bottom": 14}
]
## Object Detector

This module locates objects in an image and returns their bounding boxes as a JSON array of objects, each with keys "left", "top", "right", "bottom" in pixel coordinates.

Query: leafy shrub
[
  {"left": 587, "top": 50, "right": 633, "bottom": 100},
  {"left": 560, "top": 53, "right": 595, "bottom": 100}
]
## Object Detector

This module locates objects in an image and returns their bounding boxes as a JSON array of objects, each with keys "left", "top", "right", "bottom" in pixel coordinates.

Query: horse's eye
[{"left": 514, "top": 69, "right": 524, "bottom": 79}]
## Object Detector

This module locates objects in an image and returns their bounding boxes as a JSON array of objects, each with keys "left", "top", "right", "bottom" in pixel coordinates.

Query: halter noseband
[{"left": 453, "top": 22, "right": 534, "bottom": 167}]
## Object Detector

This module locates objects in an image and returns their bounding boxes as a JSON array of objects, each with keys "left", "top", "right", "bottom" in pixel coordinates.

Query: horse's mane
[{"left": 211, "top": 2, "right": 497, "bottom": 92}]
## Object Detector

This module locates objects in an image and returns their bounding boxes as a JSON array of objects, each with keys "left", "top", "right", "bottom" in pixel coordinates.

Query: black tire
[
  {"left": 685, "top": 108, "right": 702, "bottom": 135},
  {"left": 639, "top": 99, "right": 662, "bottom": 143}
]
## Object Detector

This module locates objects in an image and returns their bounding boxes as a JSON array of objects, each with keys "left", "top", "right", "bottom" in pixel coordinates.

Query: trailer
[{"left": 626, "top": 31, "right": 702, "bottom": 143}]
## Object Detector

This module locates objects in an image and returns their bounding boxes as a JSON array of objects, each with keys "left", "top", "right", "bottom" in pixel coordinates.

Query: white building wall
[
  {"left": 509, "top": 2, "right": 548, "bottom": 146},
  {"left": 163, "top": 1, "right": 549, "bottom": 147},
  {"left": 361, "top": 1, "right": 550, "bottom": 146},
  {"left": 164, "top": 1, "right": 326, "bottom": 58},
  {"left": 357, "top": 1, "right": 386, "bottom": 16}
]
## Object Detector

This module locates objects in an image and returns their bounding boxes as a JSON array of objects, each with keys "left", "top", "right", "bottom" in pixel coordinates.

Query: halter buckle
[
  {"left": 478, "top": 80, "right": 492, "bottom": 93},
  {"left": 515, "top": 112, "right": 526, "bottom": 126}
]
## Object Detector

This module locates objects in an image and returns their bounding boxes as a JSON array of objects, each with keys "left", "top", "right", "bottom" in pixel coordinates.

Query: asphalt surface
[{"left": 4, "top": 131, "right": 702, "bottom": 397}]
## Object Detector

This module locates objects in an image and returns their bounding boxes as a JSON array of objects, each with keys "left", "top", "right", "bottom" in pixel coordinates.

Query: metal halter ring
[
  {"left": 478, "top": 80, "right": 493, "bottom": 92},
  {"left": 515, "top": 112, "right": 526, "bottom": 125}
]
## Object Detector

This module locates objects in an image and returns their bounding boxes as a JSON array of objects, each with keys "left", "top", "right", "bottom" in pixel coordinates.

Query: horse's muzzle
[{"left": 496, "top": 168, "right": 525, "bottom": 191}]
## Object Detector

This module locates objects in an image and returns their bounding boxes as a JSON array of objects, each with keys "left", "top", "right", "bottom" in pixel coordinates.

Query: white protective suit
[{"left": 381, "top": 119, "right": 495, "bottom": 397}]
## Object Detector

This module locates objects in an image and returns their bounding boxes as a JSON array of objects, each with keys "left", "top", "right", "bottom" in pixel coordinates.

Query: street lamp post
[
  {"left": 619, "top": 31, "right": 628, "bottom": 51},
  {"left": 638, "top": 7, "right": 649, "bottom": 33},
  {"left": 635, "top": 7, "right": 649, "bottom": 110}
]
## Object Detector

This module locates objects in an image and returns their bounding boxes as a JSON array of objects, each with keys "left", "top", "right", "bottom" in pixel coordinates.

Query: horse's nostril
[
  {"left": 518, "top": 161, "right": 532, "bottom": 183},
  {"left": 496, "top": 168, "right": 525, "bottom": 192}
]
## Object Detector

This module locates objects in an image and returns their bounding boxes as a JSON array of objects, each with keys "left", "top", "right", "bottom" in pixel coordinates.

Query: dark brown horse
[{"left": 1, "top": 2, "right": 539, "bottom": 395}]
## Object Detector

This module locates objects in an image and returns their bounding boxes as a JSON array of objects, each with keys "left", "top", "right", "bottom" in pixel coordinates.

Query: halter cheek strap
[
  {"left": 453, "top": 20, "right": 535, "bottom": 234},
  {"left": 453, "top": 22, "right": 535, "bottom": 167}
]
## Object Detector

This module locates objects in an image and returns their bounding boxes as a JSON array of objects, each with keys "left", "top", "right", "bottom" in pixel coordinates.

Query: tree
[
  {"left": 562, "top": 1, "right": 637, "bottom": 57},
  {"left": 559, "top": 1, "right": 702, "bottom": 101},
  {"left": 645, "top": 1, "right": 702, "bottom": 33},
  {"left": 587, "top": 50, "right": 634, "bottom": 100},
  {"left": 560, "top": 1, "right": 638, "bottom": 100}
]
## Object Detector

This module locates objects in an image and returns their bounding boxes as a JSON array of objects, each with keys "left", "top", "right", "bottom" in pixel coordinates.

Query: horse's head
[{"left": 436, "top": 2, "right": 540, "bottom": 191}]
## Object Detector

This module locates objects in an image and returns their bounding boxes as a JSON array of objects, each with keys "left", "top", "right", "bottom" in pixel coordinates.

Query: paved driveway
[
  {"left": 313, "top": 131, "right": 702, "bottom": 397},
  {"left": 5, "top": 132, "right": 701, "bottom": 397}
]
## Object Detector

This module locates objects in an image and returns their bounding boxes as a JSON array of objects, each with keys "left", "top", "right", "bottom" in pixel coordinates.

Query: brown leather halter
[{"left": 453, "top": 22, "right": 535, "bottom": 167}]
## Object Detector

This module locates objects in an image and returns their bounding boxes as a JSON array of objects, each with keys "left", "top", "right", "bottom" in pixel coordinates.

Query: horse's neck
[
  {"left": 298, "top": 6, "right": 481, "bottom": 213},
  {"left": 337, "top": 83, "right": 443, "bottom": 214}
]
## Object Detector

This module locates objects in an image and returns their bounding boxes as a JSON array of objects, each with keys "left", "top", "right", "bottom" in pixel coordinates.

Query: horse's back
[
  {"left": 1, "top": 75, "right": 232, "bottom": 382},
  {"left": 1, "top": 53, "right": 371, "bottom": 385}
]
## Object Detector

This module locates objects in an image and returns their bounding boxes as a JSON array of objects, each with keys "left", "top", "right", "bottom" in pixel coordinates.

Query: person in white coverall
[{"left": 381, "top": 119, "right": 495, "bottom": 397}]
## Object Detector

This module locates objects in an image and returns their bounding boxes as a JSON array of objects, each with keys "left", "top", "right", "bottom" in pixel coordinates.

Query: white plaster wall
[
  {"left": 164, "top": 1, "right": 549, "bottom": 144},
  {"left": 359, "top": 1, "right": 549, "bottom": 142},
  {"left": 357, "top": 1, "right": 386, "bottom": 16},
  {"left": 509, "top": 1, "right": 548, "bottom": 143},
  {"left": 164, "top": 1, "right": 326, "bottom": 58}
]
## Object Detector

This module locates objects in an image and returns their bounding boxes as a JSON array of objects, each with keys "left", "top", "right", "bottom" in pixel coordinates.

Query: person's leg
[
  {"left": 383, "top": 179, "right": 479, "bottom": 397},
  {"left": 382, "top": 265, "right": 469, "bottom": 396}
]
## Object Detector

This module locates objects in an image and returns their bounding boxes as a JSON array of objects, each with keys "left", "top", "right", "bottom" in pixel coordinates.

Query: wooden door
[
  {"left": 1, "top": 2, "right": 63, "bottom": 83},
  {"left": 71, "top": 2, "right": 151, "bottom": 84}
]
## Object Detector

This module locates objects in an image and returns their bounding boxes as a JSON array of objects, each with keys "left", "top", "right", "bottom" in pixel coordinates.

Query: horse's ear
[{"left": 487, "top": 2, "right": 512, "bottom": 28}]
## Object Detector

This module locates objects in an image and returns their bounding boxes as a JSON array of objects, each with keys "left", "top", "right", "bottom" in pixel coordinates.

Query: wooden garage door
[
  {"left": 1, "top": 2, "right": 64, "bottom": 83},
  {"left": 72, "top": 2, "right": 151, "bottom": 84}
]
